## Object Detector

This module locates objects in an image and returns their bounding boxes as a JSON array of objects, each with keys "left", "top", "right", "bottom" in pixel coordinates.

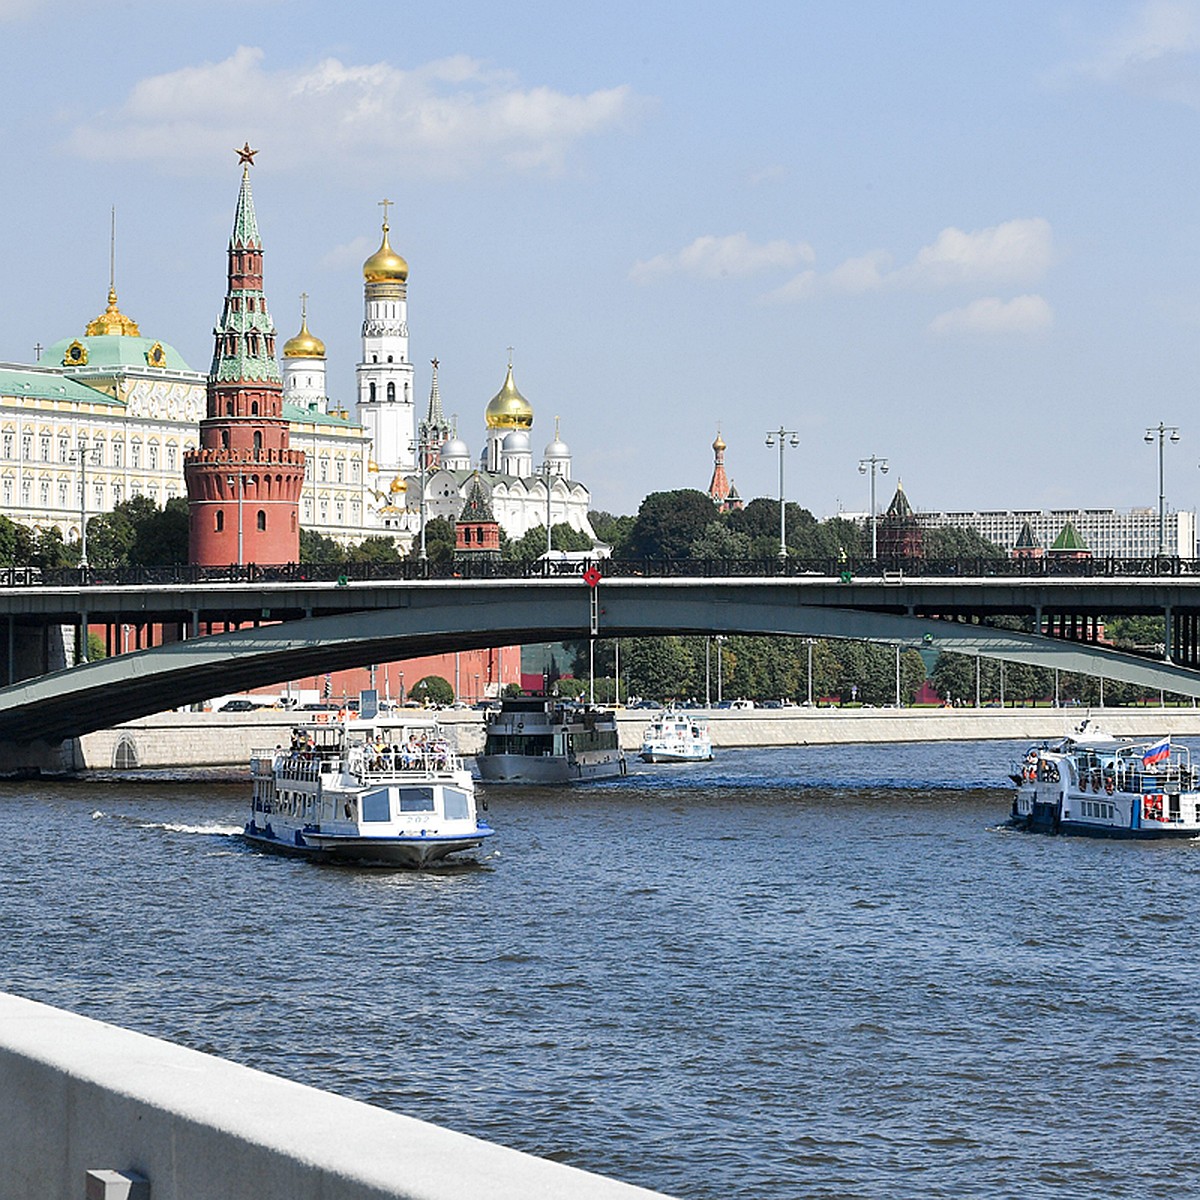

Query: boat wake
[{"left": 89, "top": 811, "right": 241, "bottom": 837}]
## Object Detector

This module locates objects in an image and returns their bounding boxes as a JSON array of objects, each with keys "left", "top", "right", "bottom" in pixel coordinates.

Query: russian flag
[{"left": 1142, "top": 737, "right": 1171, "bottom": 768}]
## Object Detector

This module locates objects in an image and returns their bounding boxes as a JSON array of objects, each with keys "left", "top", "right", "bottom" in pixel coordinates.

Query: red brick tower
[{"left": 185, "top": 145, "right": 305, "bottom": 565}]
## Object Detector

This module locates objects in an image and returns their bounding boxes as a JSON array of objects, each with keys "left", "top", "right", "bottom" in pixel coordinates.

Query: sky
[{"left": 3, "top": 0, "right": 1200, "bottom": 520}]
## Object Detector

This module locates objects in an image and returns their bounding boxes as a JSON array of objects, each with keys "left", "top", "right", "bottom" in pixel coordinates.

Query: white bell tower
[{"left": 355, "top": 199, "right": 416, "bottom": 474}]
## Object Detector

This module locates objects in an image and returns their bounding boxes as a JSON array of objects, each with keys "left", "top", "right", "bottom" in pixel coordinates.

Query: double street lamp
[
  {"left": 1144, "top": 422, "right": 1180, "bottom": 556},
  {"left": 765, "top": 427, "right": 799, "bottom": 559},
  {"left": 858, "top": 454, "right": 889, "bottom": 559}
]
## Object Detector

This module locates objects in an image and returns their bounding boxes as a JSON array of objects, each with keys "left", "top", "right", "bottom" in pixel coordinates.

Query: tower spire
[{"left": 185, "top": 149, "right": 304, "bottom": 566}]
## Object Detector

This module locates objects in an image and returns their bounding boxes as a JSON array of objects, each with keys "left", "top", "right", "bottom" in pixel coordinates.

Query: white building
[{"left": 914, "top": 506, "right": 1196, "bottom": 558}]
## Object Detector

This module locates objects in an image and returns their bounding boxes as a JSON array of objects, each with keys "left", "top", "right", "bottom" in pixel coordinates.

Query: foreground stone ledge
[{"left": 0, "top": 992, "right": 677, "bottom": 1200}]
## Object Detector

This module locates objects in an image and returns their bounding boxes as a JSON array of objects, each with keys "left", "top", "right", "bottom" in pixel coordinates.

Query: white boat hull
[
  {"left": 639, "top": 747, "right": 713, "bottom": 763},
  {"left": 243, "top": 821, "right": 494, "bottom": 866}
]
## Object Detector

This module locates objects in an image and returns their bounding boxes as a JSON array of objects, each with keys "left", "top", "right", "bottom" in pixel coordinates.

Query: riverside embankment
[{"left": 74, "top": 705, "right": 1200, "bottom": 770}]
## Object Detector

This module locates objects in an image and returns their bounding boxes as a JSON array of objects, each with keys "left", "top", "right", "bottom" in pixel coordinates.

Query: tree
[
  {"left": 688, "top": 521, "right": 752, "bottom": 561},
  {"left": 409, "top": 517, "right": 457, "bottom": 565},
  {"left": 590, "top": 510, "right": 635, "bottom": 555},
  {"left": 81, "top": 496, "right": 189, "bottom": 568},
  {"left": 300, "top": 529, "right": 345, "bottom": 565},
  {"left": 413, "top": 675, "right": 453, "bottom": 705},
  {"left": 128, "top": 497, "right": 189, "bottom": 566},
  {"left": 346, "top": 536, "right": 402, "bottom": 564},
  {"left": 619, "top": 636, "right": 697, "bottom": 700},
  {"left": 925, "top": 526, "right": 1005, "bottom": 560},
  {"left": 625, "top": 490, "right": 719, "bottom": 559}
]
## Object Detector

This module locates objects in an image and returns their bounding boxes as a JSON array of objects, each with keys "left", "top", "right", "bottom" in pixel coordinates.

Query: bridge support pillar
[{"left": 1165, "top": 605, "right": 1174, "bottom": 664}]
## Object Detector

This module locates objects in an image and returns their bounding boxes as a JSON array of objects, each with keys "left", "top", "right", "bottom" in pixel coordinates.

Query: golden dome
[
  {"left": 85, "top": 287, "right": 140, "bottom": 338},
  {"left": 713, "top": 431, "right": 726, "bottom": 452},
  {"left": 363, "top": 222, "right": 408, "bottom": 283},
  {"left": 282, "top": 312, "right": 325, "bottom": 359},
  {"left": 485, "top": 363, "right": 534, "bottom": 430},
  {"left": 389, "top": 475, "right": 407, "bottom": 494},
  {"left": 368, "top": 458, "right": 379, "bottom": 474}
]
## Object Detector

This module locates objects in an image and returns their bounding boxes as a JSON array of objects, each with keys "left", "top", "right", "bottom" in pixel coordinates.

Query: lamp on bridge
[
  {"left": 858, "top": 454, "right": 889, "bottom": 560},
  {"left": 1144, "top": 422, "right": 1180, "bottom": 556},
  {"left": 765, "top": 427, "right": 799, "bottom": 559}
]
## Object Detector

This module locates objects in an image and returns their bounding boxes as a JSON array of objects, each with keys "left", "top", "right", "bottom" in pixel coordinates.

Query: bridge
[{"left": 4, "top": 558, "right": 1200, "bottom": 749}]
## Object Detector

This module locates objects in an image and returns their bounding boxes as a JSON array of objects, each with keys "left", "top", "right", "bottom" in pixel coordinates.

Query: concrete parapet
[
  {"left": 0, "top": 992, "right": 677, "bottom": 1200},
  {"left": 69, "top": 706, "right": 1200, "bottom": 771}
]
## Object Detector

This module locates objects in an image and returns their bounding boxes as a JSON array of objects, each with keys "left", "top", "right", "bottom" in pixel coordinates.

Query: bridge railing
[{"left": 1, "top": 555, "right": 1199, "bottom": 588}]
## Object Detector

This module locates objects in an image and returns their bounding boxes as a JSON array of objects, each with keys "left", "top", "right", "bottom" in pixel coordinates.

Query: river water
[{"left": 4, "top": 740, "right": 1200, "bottom": 1200}]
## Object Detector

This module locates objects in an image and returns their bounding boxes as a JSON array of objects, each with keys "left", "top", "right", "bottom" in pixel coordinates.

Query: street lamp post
[
  {"left": 857, "top": 454, "right": 889, "bottom": 559},
  {"left": 227, "top": 472, "right": 245, "bottom": 566},
  {"left": 542, "top": 463, "right": 553, "bottom": 558},
  {"left": 765, "top": 427, "right": 799, "bottom": 559},
  {"left": 1144, "top": 422, "right": 1180, "bottom": 556},
  {"left": 805, "top": 637, "right": 815, "bottom": 706},
  {"left": 70, "top": 438, "right": 97, "bottom": 568}
]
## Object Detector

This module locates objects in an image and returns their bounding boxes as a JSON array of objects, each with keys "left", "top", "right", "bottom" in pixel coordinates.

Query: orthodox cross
[{"left": 379, "top": 198, "right": 393, "bottom": 227}]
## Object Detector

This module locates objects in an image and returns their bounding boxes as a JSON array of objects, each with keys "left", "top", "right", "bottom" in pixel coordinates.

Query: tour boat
[
  {"left": 245, "top": 714, "right": 494, "bottom": 866},
  {"left": 638, "top": 710, "right": 713, "bottom": 763},
  {"left": 476, "top": 697, "right": 627, "bottom": 783},
  {"left": 1008, "top": 719, "right": 1200, "bottom": 839}
]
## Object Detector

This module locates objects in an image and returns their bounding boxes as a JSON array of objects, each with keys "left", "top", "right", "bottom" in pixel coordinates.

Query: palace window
[
  {"left": 20, "top": 480, "right": 30, "bottom": 505},
  {"left": 319, "top": 457, "right": 328, "bottom": 482},
  {"left": 1, "top": 477, "right": 11, "bottom": 504},
  {"left": 166, "top": 445, "right": 177, "bottom": 471},
  {"left": 351, "top": 460, "right": 360, "bottom": 483},
  {"left": 148, "top": 444, "right": 158, "bottom": 471},
  {"left": 387, "top": 382, "right": 395, "bottom": 402},
  {"left": 94, "top": 483, "right": 103, "bottom": 507},
  {"left": 112, "top": 482, "right": 122, "bottom": 504},
  {"left": 58, "top": 437, "right": 69, "bottom": 463},
  {"left": 93, "top": 437, "right": 103, "bottom": 465},
  {"left": 369, "top": 382, "right": 376, "bottom": 402},
  {"left": 131, "top": 441, "right": 141, "bottom": 469},
  {"left": 57, "top": 481, "right": 67, "bottom": 506},
  {"left": 39, "top": 481, "right": 48, "bottom": 506},
  {"left": 21, "top": 433, "right": 31, "bottom": 460},
  {"left": 113, "top": 441, "right": 123, "bottom": 467},
  {"left": 335, "top": 458, "right": 344, "bottom": 483},
  {"left": 336, "top": 502, "right": 344, "bottom": 523},
  {"left": 2, "top": 433, "right": 11, "bottom": 459},
  {"left": 39, "top": 434, "right": 50, "bottom": 461},
  {"left": 256, "top": 510, "right": 266, "bottom": 532}
]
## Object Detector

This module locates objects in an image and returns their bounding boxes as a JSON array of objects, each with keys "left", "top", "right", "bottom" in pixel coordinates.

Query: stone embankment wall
[
  {"left": 0, "top": 992, "right": 676, "bottom": 1200},
  {"left": 75, "top": 707, "right": 1200, "bottom": 770}
]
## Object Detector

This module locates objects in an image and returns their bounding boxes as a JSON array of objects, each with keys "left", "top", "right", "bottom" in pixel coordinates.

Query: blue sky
[{"left": 3, "top": 0, "right": 1200, "bottom": 519}]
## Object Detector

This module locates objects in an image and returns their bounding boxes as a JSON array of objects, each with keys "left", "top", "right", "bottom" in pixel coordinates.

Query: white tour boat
[
  {"left": 477, "top": 697, "right": 627, "bottom": 783},
  {"left": 1008, "top": 719, "right": 1200, "bottom": 839},
  {"left": 639, "top": 710, "right": 713, "bottom": 763},
  {"left": 245, "top": 713, "right": 494, "bottom": 866}
]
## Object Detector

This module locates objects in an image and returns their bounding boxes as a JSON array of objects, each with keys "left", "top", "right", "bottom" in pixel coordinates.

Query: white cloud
[
  {"left": 901, "top": 218, "right": 1053, "bottom": 288},
  {"left": 629, "top": 233, "right": 814, "bottom": 283},
  {"left": 1056, "top": 1, "right": 1200, "bottom": 106},
  {"left": 928, "top": 295, "right": 1054, "bottom": 336},
  {"left": 67, "top": 47, "right": 644, "bottom": 178},
  {"left": 825, "top": 250, "right": 892, "bottom": 294}
]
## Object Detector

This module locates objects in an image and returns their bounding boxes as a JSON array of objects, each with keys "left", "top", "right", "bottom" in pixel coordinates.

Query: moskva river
[{"left": 4, "top": 739, "right": 1200, "bottom": 1199}]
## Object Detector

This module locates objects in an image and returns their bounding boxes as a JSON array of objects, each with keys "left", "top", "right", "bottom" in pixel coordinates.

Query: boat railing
[{"left": 253, "top": 749, "right": 324, "bottom": 783}]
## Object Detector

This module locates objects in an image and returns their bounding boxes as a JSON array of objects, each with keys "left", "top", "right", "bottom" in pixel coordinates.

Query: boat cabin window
[
  {"left": 442, "top": 788, "right": 470, "bottom": 821},
  {"left": 398, "top": 787, "right": 435, "bottom": 813},
  {"left": 361, "top": 790, "right": 390, "bottom": 822}
]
